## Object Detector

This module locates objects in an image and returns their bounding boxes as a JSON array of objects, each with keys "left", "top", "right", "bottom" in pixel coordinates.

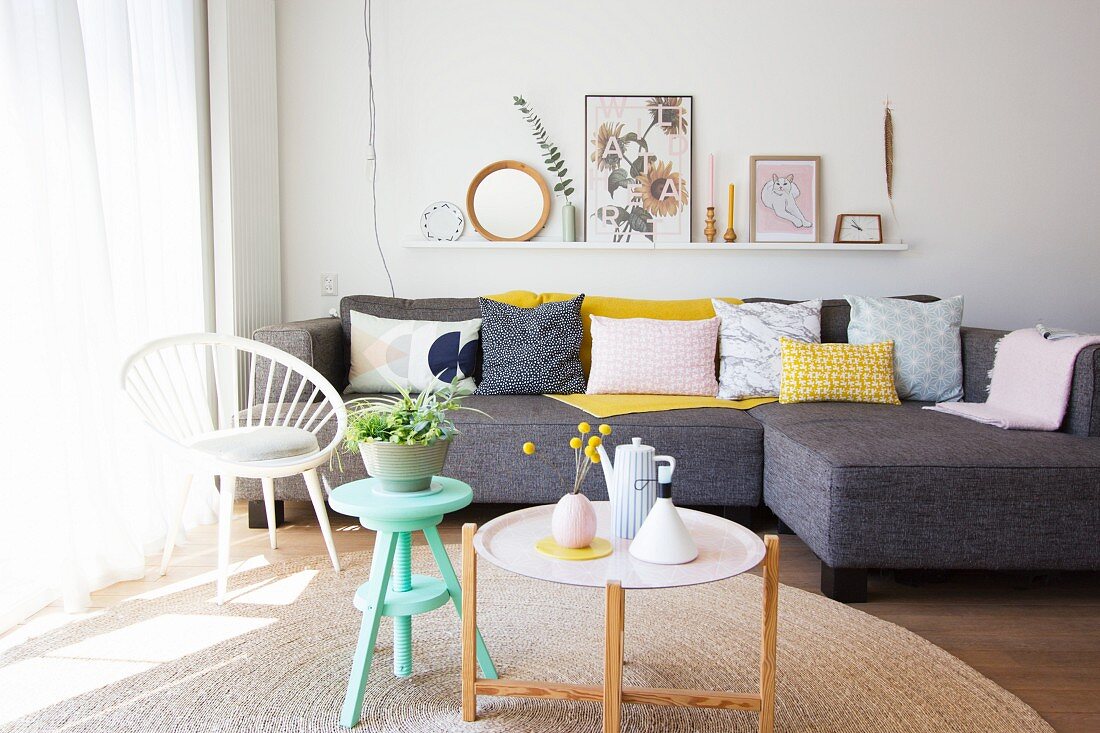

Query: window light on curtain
[{"left": 0, "top": 0, "right": 216, "bottom": 621}]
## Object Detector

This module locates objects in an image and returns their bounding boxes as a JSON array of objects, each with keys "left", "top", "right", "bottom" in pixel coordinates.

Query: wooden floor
[{"left": 5, "top": 500, "right": 1099, "bottom": 732}]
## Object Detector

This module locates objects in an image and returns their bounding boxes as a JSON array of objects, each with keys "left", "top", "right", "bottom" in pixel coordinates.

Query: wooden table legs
[
  {"left": 760, "top": 534, "right": 779, "bottom": 733},
  {"left": 461, "top": 524, "right": 780, "bottom": 732},
  {"left": 603, "top": 580, "right": 625, "bottom": 733}
]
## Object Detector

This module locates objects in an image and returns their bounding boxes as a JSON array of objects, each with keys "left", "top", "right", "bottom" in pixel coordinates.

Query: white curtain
[{"left": 0, "top": 0, "right": 215, "bottom": 619}]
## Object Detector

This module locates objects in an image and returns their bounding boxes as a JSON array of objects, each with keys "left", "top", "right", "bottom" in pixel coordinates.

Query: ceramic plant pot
[
  {"left": 359, "top": 439, "right": 450, "bottom": 492},
  {"left": 551, "top": 492, "right": 597, "bottom": 549}
]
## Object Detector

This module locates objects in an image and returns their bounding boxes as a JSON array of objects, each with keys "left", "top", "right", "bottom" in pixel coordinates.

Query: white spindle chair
[{"left": 121, "top": 333, "right": 345, "bottom": 603}]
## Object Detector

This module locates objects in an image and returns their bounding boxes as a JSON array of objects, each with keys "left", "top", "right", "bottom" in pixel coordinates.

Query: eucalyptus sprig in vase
[
  {"left": 522, "top": 421, "right": 612, "bottom": 548},
  {"left": 513, "top": 95, "right": 576, "bottom": 242}
]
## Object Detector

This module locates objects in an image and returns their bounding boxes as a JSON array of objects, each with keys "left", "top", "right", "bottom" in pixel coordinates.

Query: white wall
[{"left": 275, "top": 0, "right": 1100, "bottom": 331}]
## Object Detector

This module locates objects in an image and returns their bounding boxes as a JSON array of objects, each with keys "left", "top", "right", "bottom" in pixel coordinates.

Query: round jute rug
[{"left": 0, "top": 547, "right": 1052, "bottom": 733}]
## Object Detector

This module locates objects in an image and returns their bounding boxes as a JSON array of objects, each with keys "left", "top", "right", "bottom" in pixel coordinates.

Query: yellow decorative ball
[
  {"left": 588, "top": 436, "right": 602, "bottom": 448},
  {"left": 578, "top": 421, "right": 591, "bottom": 434},
  {"left": 599, "top": 424, "right": 612, "bottom": 435},
  {"left": 522, "top": 442, "right": 536, "bottom": 455},
  {"left": 569, "top": 437, "right": 583, "bottom": 449},
  {"left": 591, "top": 452, "right": 601, "bottom": 464}
]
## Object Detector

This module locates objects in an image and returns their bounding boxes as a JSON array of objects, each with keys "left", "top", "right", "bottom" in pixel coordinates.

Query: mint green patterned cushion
[{"left": 846, "top": 295, "right": 964, "bottom": 402}]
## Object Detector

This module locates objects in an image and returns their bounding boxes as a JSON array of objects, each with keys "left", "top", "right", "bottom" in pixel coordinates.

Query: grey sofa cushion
[
  {"left": 240, "top": 395, "right": 763, "bottom": 508},
  {"left": 340, "top": 295, "right": 481, "bottom": 352},
  {"left": 743, "top": 295, "right": 938, "bottom": 344},
  {"left": 752, "top": 401, "right": 1100, "bottom": 570}
]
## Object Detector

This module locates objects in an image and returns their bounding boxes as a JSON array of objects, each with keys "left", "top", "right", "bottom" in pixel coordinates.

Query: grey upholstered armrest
[
  {"left": 253, "top": 317, "right": 348, "bottom": 393},
  {"left": 1065, "top": 344, "right": 1100, "bottom": 437},
  {"left": 959, "top": 327, "right": 1005, "bottom": 403},
  {"left": 960, "top": 326, "right": 1099, "bottom": 437}
]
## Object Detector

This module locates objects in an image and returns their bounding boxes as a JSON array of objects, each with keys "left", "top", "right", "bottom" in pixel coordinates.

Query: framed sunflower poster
[{"left": 585, "top": 95, "right": 692, "bottom": 243}]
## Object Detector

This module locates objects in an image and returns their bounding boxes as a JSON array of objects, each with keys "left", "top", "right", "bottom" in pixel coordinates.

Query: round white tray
[{"left": 473, "top": 501, "right": 766, "bottom": 590}]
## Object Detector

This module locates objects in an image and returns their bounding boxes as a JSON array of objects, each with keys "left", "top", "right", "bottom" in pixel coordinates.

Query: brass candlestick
[
  {"left": 704, "top": 207, "right": 717, "bottom": 243},
  {"left": 724, "top": 226, "right": 737, "bottom": 243}
]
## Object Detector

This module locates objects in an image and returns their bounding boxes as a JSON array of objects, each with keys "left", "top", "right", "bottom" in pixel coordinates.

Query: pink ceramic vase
[{"left": 551, "top": 493, "right": 597, "bottom": 549}]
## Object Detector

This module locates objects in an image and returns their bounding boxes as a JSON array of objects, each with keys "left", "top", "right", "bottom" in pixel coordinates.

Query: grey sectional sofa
[{"left": 248, "top": 294, "right": 1100, "bottom": 602}]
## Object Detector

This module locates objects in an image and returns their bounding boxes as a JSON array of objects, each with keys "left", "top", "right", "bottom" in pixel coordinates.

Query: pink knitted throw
[{"left": 925, "top": 328, "right": 1100, "bottom": 430}]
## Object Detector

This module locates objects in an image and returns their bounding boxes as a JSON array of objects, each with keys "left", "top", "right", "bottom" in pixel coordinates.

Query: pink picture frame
[{"left": 749, "top": 156, "right": 821, "bottom": 243}]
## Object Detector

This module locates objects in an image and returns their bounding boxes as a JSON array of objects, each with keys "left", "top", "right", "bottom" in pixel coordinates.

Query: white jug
[{"left": 596, "top": 437, "right": 676, "bottom": 539}]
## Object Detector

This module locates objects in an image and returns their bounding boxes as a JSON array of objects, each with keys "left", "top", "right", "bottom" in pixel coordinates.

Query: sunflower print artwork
[
  {"left": 646, "top": 97, "right": 688, "bottom": 136},
  {"left": 633, "top": 159, "right": 688, "bottom": 218},
  {"left": 585, "top": 95, "right": 692, "bottom": 243},
  {"left": 589, "top": 123, "right": 626, "bottom": 172}
]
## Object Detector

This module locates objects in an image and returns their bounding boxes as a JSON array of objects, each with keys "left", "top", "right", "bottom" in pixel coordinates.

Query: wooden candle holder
[
  {"left": 704, "top": 207, "right": 717, "bottom": 243},
  {"left": 724, "top": 226, "right": 737, "bottom": 243}
]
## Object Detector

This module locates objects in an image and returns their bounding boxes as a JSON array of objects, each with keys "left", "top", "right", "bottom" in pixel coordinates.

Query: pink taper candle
[{"left": 708, "top": 154, "right": 715, "bottom": 208}]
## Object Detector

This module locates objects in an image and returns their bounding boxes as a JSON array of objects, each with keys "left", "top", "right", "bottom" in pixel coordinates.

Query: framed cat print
[
  {"left": 585, "top": 95, "right": 692, "bottom": 243},
  {"left": 749, "top": 156, "right": 821, "bottom": 243}
]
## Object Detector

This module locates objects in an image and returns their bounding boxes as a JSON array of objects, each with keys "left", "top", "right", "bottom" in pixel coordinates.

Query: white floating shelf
[{"left": 404, "top": 238, "right": 908, "bottom": 252}]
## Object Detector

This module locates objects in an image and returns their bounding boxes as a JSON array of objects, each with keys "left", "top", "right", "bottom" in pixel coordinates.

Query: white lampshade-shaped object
[{"left": 629, "top": 466, "right": 698, "bottom": 565}]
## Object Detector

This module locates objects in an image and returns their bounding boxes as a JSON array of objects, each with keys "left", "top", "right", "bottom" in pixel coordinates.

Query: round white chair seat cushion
[{"left": 188, "top": 426, "right": 320, "bottom": 463}]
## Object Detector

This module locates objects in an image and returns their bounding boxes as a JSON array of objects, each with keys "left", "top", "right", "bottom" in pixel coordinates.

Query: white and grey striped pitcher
[{"left": 596, "top": 437, "right": 676, "bottom": 540}]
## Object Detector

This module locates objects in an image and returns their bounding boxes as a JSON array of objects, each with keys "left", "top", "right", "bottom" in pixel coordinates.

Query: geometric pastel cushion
[
  {"left": 586, "top": 316, "right": 720, "bottom": 396},
  {"left": 475, "top": 295, "right": 587, "bottom": 395},
  {"left": 712, "top": 298, "right": 822, "bottom": 399},
  {"left": 778, "top": 338, "right": 901, "bottom": 405},
  {"left": 846, "top": 294, "right": 964, "bottom": 402},
  {"left": 347, "top": 311, "right": 481, "bottom": 394}
]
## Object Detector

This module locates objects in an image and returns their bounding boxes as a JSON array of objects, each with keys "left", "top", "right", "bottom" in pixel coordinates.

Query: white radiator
[{"left": 207, "top": 0, "right": 281, "bottom": 341}]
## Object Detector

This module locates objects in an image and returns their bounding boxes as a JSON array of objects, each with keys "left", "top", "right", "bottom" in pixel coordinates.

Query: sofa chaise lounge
[{"left": 247, "top": 294, "right": 1100, "bottom": 602}]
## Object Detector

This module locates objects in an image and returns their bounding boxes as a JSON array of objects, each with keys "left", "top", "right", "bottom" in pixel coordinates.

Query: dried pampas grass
[{"left": 884, "top": 103, "right": 894, "bottom": 200}]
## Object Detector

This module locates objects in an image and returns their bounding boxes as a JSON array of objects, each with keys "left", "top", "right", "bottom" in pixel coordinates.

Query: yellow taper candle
[{"left": 727, "top": 184, "right": 735, "bottom": 229}]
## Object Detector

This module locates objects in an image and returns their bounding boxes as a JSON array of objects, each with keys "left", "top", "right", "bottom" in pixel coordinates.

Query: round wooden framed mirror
[{"left": 466, "top": 160, "right": 551, "bottom": 242}]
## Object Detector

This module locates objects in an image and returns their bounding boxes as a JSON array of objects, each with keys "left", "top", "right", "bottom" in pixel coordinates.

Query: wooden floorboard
[{"left": 6, "top": 499, "right": 1099, "bottom": 732}]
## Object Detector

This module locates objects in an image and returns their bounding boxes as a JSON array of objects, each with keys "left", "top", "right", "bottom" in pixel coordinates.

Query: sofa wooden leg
[
  {"left": 821, "top": 563, "right": 867, "bottom": 603},
  {"left": 722, "top": 505, "right": 753, "bottom": 528},
  {"left": 249, "top": 499, "right": 284, "bottom": 529},
  {"left": 776, "top": 519, "right": 796, "bottom": 535}
]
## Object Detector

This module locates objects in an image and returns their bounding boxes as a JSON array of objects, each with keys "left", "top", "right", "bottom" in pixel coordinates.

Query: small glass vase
[
  {"left": 551, "top": 492, "right": 596, "bottom": 548},
  {"left": 561, "top": 202, "right": 576, "bottom": 243}
]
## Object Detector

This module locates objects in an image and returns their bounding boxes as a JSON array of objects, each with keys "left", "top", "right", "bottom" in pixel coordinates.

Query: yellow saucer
[{"left": 535, "top": 536, "right": 613, "bottom": 561}]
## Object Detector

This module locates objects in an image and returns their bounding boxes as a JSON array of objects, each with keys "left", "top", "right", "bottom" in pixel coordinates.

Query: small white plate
[{"left": 420, "top": 201, "right": 465, "bottom": 241}]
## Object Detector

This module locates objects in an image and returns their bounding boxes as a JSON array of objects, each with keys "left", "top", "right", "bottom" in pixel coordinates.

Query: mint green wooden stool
[{"left": 329, "top": 476, "right": 497, "bottom": 728}]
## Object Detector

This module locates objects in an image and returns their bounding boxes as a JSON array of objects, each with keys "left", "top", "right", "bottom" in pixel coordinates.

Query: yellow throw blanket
[{"left": 546, "top": 393, "right": 776, "bottom": 418}]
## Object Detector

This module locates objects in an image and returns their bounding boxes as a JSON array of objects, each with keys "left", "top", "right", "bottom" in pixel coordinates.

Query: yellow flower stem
[{"left": 533, "top": 453, "right": 568, "bottom": 495}]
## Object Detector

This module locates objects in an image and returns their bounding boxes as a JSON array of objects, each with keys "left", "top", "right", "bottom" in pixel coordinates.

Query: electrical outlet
[{"left": 321, "top": 273, "right": 338, "bottom": 296}]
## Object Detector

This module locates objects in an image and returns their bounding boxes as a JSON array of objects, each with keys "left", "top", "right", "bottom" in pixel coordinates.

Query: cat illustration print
[
  {"left": 749, "top": 156, "right": 821, "bottom": 242},
  {"left": 760, "top": 174, "right": 812, "bottom": 228}
]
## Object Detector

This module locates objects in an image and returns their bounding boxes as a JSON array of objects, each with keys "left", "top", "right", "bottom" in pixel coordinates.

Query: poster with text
[{"left": 585, "top": 96, "right": 692, "bottom": 243}]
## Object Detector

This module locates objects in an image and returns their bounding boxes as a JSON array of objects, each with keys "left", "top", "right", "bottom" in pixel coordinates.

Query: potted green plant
[{"left": 344, "top": 380, "right": 481, "bottom": 492}]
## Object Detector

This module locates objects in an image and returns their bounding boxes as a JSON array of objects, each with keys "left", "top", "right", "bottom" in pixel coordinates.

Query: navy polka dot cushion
[{"left": 476, "top": 295, "right": 587, "bottom": 395}]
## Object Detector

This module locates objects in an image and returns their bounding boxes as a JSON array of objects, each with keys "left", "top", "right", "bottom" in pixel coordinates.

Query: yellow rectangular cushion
[
  {"left": 485, "top": 291, "right": 743, "bottom": 373},
  {"left": 778, "top": 338, "right": 901, "bottom": 405}
]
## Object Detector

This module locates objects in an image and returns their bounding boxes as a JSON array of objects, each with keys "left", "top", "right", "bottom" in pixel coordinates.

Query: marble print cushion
[
  {"left": 846, "top": 294, "right": 964, "bottom": 402},
  {"left": 712, "top": 299, "right": 822, "bottom": 399},
  {"left": 586, "top": 316, "right": 720, "bottom": 396}
]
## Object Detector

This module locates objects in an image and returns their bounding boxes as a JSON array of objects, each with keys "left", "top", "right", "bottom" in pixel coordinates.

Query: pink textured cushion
[{"left": 586, "top": 316, "right": 720, "bottom": 395}]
